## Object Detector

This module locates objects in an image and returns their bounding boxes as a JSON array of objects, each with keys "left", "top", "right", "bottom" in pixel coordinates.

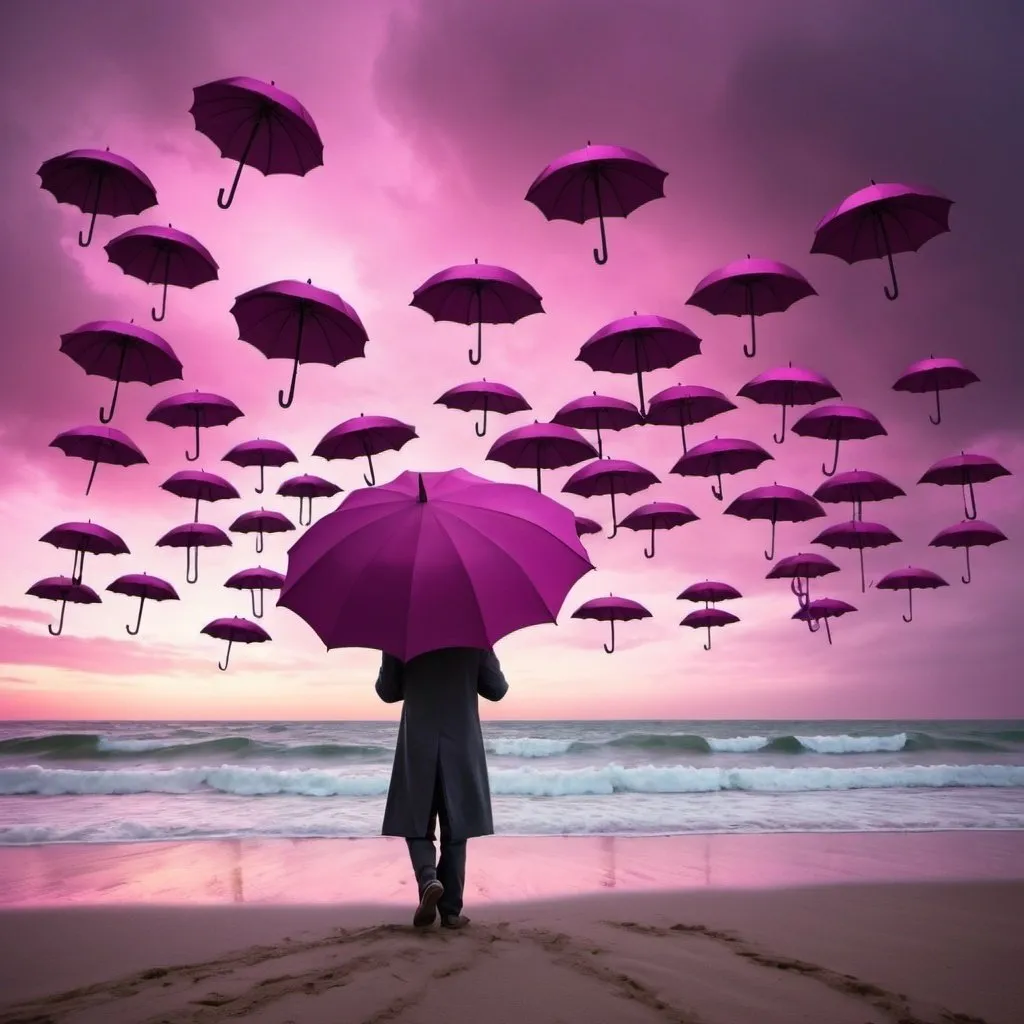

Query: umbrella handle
[
  {"left": 535, "top": 453, "right": 543, "bottom": 494},
  {"left": 99, "top": 344, "right": 128, "bottom": 424},
  {"left": 78, "top": 170, "right": 104, "bottom": 247},
  {"left": 877, "top": 216, "right": 900, "bottom": 301},
  {"left": 48, "top": 599, "right": 68, "bottom": 636},
  {"left": 764, "top": 520, "right": 776, "bottom": 561},
  {"left": 217, "top": 119, "right": 260, "bottom": 209},
  {"left": 607, "top": 490, "right": 618, "bottom": 539},
  {"left": 298, "top": 497, "right": 312, "bottom": 527},
  {"left": 644, "top": 526, "right": 656, "bottom": 559},
  {"left": 859, "top": 546, "right": 866, "bottom": 593},
  {"left": 252, "top": 588, "right": 265, "bottom": 619},
  {"left": 255, "top": 463, "right": 265, "bottom": 495},
  {"left": 475, "top": 400, "right": 488, "bottom": 437},
  {"left": 711, "top": 471, "right": 724, "bottom": 502},
  {"left": 255, "top": 531, "right": 264, "bottom": 555},
  {"left": 773, "top": 403, "right": 788, "bottom": 445},
  {"left": 962, "top": 547, "right": 972, "bottom": 585},
  {"left": 603, "top": 620, "right": 615, "bottom": 654},
  {"left": 126, "top": 596, "right": 146, "bottom": 636},
  {"left": 279, "top": 305, "right": 306, "bottom": 409},
  {"left": 902, "top": 588, "right": 914, "bottom": 623},
  {"left": 790, "top": 576, "right": 810, "bottom": 608},
  {"left": 186, "top": 546, "right": 199, "bottom": 585},
  {"left": 219, "top": 639, "right": 233, "bottom": 671},
  {"left": 635, "top": 364, "right": 646, "bottom": 419},
  {"left": 152, "top": 252, "right": 171, "bottom": 322},
  {"left": 824, "top": 617, "right": 833, "bottom": 645},
  {"left": 703, "top": 626, "right": 712, "bottom": 651},
  {"left": 592, "top": 176, "right": 609, "bottom": 265},
  {"left": 806, "top": 615, "right": 819, "bottom": 633},
  {"left": 744, "top": 311, "right": 757, "bottom": 359},
  {"left": 363, "top": 450, "right": 377, "bottom": 487},
  {"left": 72, "top": 549, "right": 86, "bottom": 585},
  {"left": 595, "top": 422, "right": 604, "bottom": 458},
  {"left": 85, "top": 459, "right": 100, "bottom": 496},
  {"left": 469, "top": 319, "right": 483, "bottom": 366},
  {"left": 963, "top": 479, "right": 978, "bottom": 520},
  {"left": 680, "top": 421, "right": 688, "bottom": 454},
  {"left": 185, "top": 413, "right": 201, "bottom": 462},
  {"left": 929, "top": 388, "right": 942, "bottom": 426},
  {"left": 822, "top": 436, "right": 840, "bottom": 477}
]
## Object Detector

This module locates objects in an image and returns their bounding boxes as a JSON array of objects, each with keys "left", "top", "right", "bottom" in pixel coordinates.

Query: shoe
[
  {"left": 413, "top": 879, "right": 444, "bottom": 928},
  {"left": 440, "top": 913, "right": 470, "bottom": 930}
]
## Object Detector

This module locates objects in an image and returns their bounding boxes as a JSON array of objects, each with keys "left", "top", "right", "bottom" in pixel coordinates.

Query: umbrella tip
[{"left": 418, "top": 474, "right": 427, "bottom": 503}]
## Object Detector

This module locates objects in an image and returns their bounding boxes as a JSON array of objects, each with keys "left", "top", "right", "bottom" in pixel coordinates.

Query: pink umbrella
[
  {"left": 677, "top": 581, "right": 742, "bottom": 609},
  {"left": 813, "top": 470, "right": 905, "bottom": 521},
  {"left": 230, "top": 509, "right": 296, "bottom": 555},
  {"left": 619, "top": 501, "right": 698, "bottom": 559},
  {"left": 201, "top": 616, "right": 271, "bottom": 672},
  {"left": 156, "top": 523, "right": 232, "bottom": 585},
  {"left": 26, "top": 577, "right": 100, "bottom": 637},
  {"left": 574, "top": 515, "right": 602, "bottom": 537},
  {"left": 792, "top": 598, "right": 857, "bottom": 645},
  {"left": 160, "top": 470, "right": 240, "bottom": 523},
  {"left": 313, "top": 414, "right": 418, "bottom": 486},
  {"left": 725, "top": 484, "right": 825, "bottom": 561},
  {"left": 811, "top": 520, "right": 901, "bottom": 592},
  {"left": 277, "top": 474, "right": 342, "bottom": 527},
  {"left": 562, "top": 459, "right": 659, "bottom": 539},
  {"left": 39, "top": 521, "right": 129, "bottom": 585},
  {"left": 225, "top": 566, "right": 286, "bottom": 619},
  {"left": 929, "top": 521, "right": 1007, "bottom": 585},
  {"left": 791, "top": 405, "right": 887, "bottom": 477},
  {"left": 918, "top": 452, "right": 1011, "bottom": 521},
  {"left": 686, "top": 257, "right": 816, "bottom": 359},
  {"left": 571, "top": 595, "right": 652, "bottom": 654},
  {"left": 766, "top": 552, "right": 840, "bottom": 608},
  {"left": 875, "top": 566, "right": 948, "bottom": 623},
  {"left": 670, "top": 436, "right": 773, "bottom": 502},
  {"left": 487, "top": 422, "right": 598, "bottom": 493},
  {"left": 49, "top": 425, "right": 147, "bottom": 496},
  {"left": 645, "top": 384, "right": 736, "bottom": 453},
  {"left": 106, "top": 573, "right": 179, "bottom": 636},
  {"left": 681, "top": 607, "right": 739, "bottom": 651},
  {"left": 148, "top": 391, "right": 243, "bottom": 462},
  {"left": 552, "top": 392, "right": 643, "bottom": 458},
  {"left": 893, "top": 357, "right": 980, "bottom": 426},
  {"left": 737, "top": 362, "right": 841, "bottom": 444},
  {"left": 222, "top": 439, "right": 298, "bottom": 495},
  {"left": 435, "top": 379, "right": 531, "bottom": 437}
]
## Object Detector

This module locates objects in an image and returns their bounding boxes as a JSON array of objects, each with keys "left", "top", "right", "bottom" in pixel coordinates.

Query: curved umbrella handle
[
  {"left": 255, "top": 463, "right": 266, "bottom": 495},
  {"left": 902, "top": 588, "right": 914, "bottom": 624},
  {"left": 592, "top": 176, "right": 609, "bottom": 265},
  {"left": 962, "top": 546, "right": 972, "bottom": 585},
  {"left": 252, "top": 587, "right": 265, "bottom": 619},
  {"left": 71, "top": 549, "right": 86, "bottom": 585},
  {"left": 192, "top": 497, "right": 201, "bottom": 524},
  {"left": 964, "top": 479, "right": 978, "bottom": 520},
  {"left": 929, "top": 388, "right": 942, "bottom": 426},
  {"left": 78, "top": 172, "right": 104, "bottom": 247},
  {"left": 644, "top": 526, "right": 656, "bottom": 559},
  {"left": 744, "top": 311, "right": 758, "bottom": 359},
  {"left": 126, "top": 596, "right": 146, "bottom": 636},
  {"left": 185, "top": 414, "right": 201, "bottom": 462},
  {"left": 603, "top": 619, "right": 615, "bottom": 654},
  {"left": 218, "top": 639, "right": 233, "bottom": 671},
  {"left": 607, "top": 490, "right": 619, "bottom": 539},
  {"left": 858, "top": 546, "right": 867, "bottom": 593},
  {"left": 773, "top": 403, "right": 788, "bottom": 445},
  {"left": 807, "top": 616, "right": 820, "bottom": 633},
  {"left": 635, "top": 365, "right": 647, "bottom": 419},
  {"left": 824, "top": 617, "right": 834, "bottom": 645},
  {"left": 469, "top": 320, "right": 483, "bottom": 366},
  {"left": 298, "top": 497, "right": 312, "bottom": 527},
  {"left": 217, "top": 120, "right": 260, "bottom": 209},
  {"left": 99, "top": 344, "right": 129, "bottom": 424},
  {"left": 186, "top": 546, "right": 199, "bottom": 585},
  {"left": 279, "top": 305, "right": 306, "bottom": 409},
  {"left": 48, "top": 599, "right": 68, "bottom": 636},
  {"left": 152, "top": 252, "right": 171, "bottom": 322},
  {"left": 711, "top": 471, "right": 724, "bottom": 502},
  {"left": 764, "top": 519, "right": 777, "bottom": 561},
  {"left": 363, "top": 450, "right": 377, "bottom": 487},
  {"left": 475, "top": 400, "right": 489, "bottom": 437},
  {"left": 821, "top": 436, "right": 840, "bottom": 477},
  {"left": 85, "top": 459, "right": 100, "bottom": 496},
  {"left": 255, "top": 531, "right": 264, "bottom": 555},
  {"left": 703, "top": 626, "right": 712, "bottom": 651}
]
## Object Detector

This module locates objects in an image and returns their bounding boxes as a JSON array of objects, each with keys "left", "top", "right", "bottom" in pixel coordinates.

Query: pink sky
[{"left": 0, "top": 0, "right": 1021, "bottom": 722}]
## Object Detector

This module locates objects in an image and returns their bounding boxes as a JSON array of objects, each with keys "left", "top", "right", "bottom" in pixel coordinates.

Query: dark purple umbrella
[
  {"left": 571, "top": 595, "right": 652, "bottom": 654},
  {"left": 725, "top": 484, "right": 826, "bottom": 561},
  {"left": 737, "top": 362, "right": 841, "bottom": 444},
  {"left": 201, "top": 616, "right": 271, "bottom": 672},
  {"left": 766, "top": 551, "right": 840, "bottom": 607},
  {"left": 230, "top": 509, "right": 296, "bottom": 555},
  {"left": 59, "top": 320, "right": 183, "bottom": 424},
  {"left": 918, "top": 452, "right": 1011, "bottom": 521},
  {"left": 411, "top": 260, "right": 544, "bottom": 366},
  {"left": 791, "top": 405, "right": 887, "bottom": 477},
  {"left": 577, "top": 314, "right": 701, "bottom": 416},
  {"left": 893, "top": 357, "right": 980, "bottom": 426},
  {"left": 278, "top": 469, "right": 594, "bottom": 661},
  {"left": 156, "top": 522, "right": 232, "bottom": 584},
  {"left": 875, "top": 566, "right": 949, "bottom": 623},
  {"left": 811, "top": 520, "right": 901, "bottom": 592},
  {"left": 39, "top": 521, "right": 129, "bottom": 585},
  {"left": 313, "top": 414, "right": 418, "bottom": 486},
  {"left": 190, "top": 77, "right": 323, "bottom": 210},
  {"left": 223, "top": 439, "right": 298, "bottom": 495},
  {"left": 811, "top": 181, "right": 953, "bottom": 301},
  {"left": 792, "top": 598, "right": 857, "bottom": 645},
  {"left": 49, "top": 425, "right": 147, "bottom": 496},
  {"left": 435, "top": 379, "right": 531, "bottom": 437},
  {"left": 813, "top": 470, "right": 906, "bottom": 521},
  {"left": 106, "top": 573, "right": 179, "bottom": 636},
  {"left": 677, "top": 581, "right": 742, "bottom": 608},
  {"left": 686, "top": 257, "right": 816, "bottom": 359},
  {"left": 929, "top": 520, "right": 1007, "bottom": 585},
  {"left": 148, "top": 391, "right": 244, "bottom": 462},
  {"left": 104, "top": 225, "right": 219, "bottom": 322},
  {"left": 574, "top": 515, "right": 602, "bottom": 537},
  {"left": 644, "top": 384, "right": 735, "bottom": 454},
  {"left": 619, "top": 501, "right": 698, "bottom": 559},
  {"left": 552, "top": 392, "right": 643, "bottom": 458},
  {"left": 160, "top": 470, "right": 240, "bottom": 523},
  {"left": 681, "top": 607, "right": 739, "bottom": 651},
  {"left": 26, "top": 576, "right": 100, "bottom": 637},
  {"left": 525, "top": 143, "right": 668, "bottom": 265},
  {"left": 670, "top": 436, "right": 773, "bottom": 502},
  {"left": 487, "top": 422, "right": 598, "bottom": 493},
  {"left": 37, "top": 148, "right": 157, "bottom": 248},
  {"left": 277, "top": 474, "right": 342, "bottom": 527},
  {"left": 562, "top": 458, "right": 659, "bottom": 540},
  {"left": 225, "top": 566, "right": 286, "bottom": 619}
]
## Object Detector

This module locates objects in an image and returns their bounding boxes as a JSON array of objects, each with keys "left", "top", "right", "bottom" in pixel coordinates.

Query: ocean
[{"left": 0, "top": 719, "right": 1022, "bottom": 845}]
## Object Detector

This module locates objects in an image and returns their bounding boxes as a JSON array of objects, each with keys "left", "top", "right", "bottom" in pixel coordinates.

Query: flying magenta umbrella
[
  {"left": 106, "top": 573, "right": 179, "bottom": 636},
  {"left": 190, "top": 77, "right": 323, "bottom": 210},
  {"left": 59, "top": 320, "right": 183, "bottom": 424},
  {"left": 552, "top": 392, "right": 643, "bottom": 458},
  {"left": 875, "top": 567, "right": 948, "bottom": 623},
  {"left": 725, "top": 484, "right": 825, "bottom": 561},
  {"left": 525, "top": 143, "right": 668, "bottom": 265},
  {"left": 563, "top": 459, "right": 659, "bottom": 540},
  {"left": 223, "top": 439, "right": 298, "bottom": 495},
  {"left": 435, "top": 379, "right": 531, "bottom": 437},
  {"left": 313, "top": 414, "right": 418, "bottom": 487},
  {"left": 104, "top": 225, "right": 219, "bottom": 322},
  {"left": 811, "top": 181, "right": 953, "bottom": 301},
  {"left": 918, "top": 452, "right": 1011, "bottom": 521},
  {"left": 201, "top": 616, "right": 271, "bottom": 672},
  {"left": 793, "top": 598, "right": 857, "bottom": 646},
  {"left": 892, "top": 357, "right": 979, "bottom": 426},
  {"left": 26, "top": 577, "right": 100, "bottom": 637},
  {"left": 230, "top": 509, "right": 296, "bottom": 555},
  {"left": 571, "top": 596, "right": 652, "bottom": 654},
  {"left": 670, "top": 436, "right": 773, "bottom": 502},
  {"left": 49, "top": 425, "right": 147, "bottom": 496},
  {"left": 277, "top": 474, "right": 342, "bottom": 527},
  {"left": 619, "top": 501, "right": 698, "bottom": 559},
  {"left": 160, "top": 470, "right": 240, "bottom": 524},
  {"left": 225, "top": 566, "right": 286, "bottom": 619},
  {"left": 812, "top": 520, "right": 901, "bottom": 592},
  {"left": 737, "top": 362, "right": 841, "bottom": 444},
  {"left": 677, "top": 581, "right": 742, "bottom": 609},
  {"left": 574, "top": 515, "right": 602, "bottom": 538},
  {"left": 39, "top": 521, "right": 129, "bottom": 585},
  {"left": 681, "top": 607, "right": 739, "bottom": 651},
  {"left": 37, "top": 148, "right": 157, "bottom": 248},
  {"left": 686, "top": 257, "right": 816, "bottom": 359},
  {"left": 929, "top": 521, "right": 1007, "bottom": 585},
  {"left": 644, "top": 384, "right": 735, "bottom": 454},
  {"left": 766, "top": 552, "right": 840, "bottom": 608},
  {"left": 231, "top": 279, "right": 368, "bottom": 409},
  {"left": 792, "top": 405, "right": 886, "bottom": 478},
  {"left": 813, "top": 470, "right": 905, "bottom": 521},
  {"left": 487, "top": 422, "right": 598, "bottom": 493},
  {"left": 148, "top": 391, "right": 243, "bottom": 462},
  {"left": 156, "top": 523, "right": 232, "bottom": 585}
]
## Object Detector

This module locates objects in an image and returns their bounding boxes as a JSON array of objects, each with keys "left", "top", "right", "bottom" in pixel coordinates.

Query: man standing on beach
[{"left": 375, "top": 646, "right": 509, "bottom": 929}]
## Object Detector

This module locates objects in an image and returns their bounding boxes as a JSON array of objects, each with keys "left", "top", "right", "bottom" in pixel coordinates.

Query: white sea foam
[
  {"left": 796, "top": 733, "right": 908, "bottom": 754},
  {"left": 485, "top": 737, "right": 576, "bottom": 757}
]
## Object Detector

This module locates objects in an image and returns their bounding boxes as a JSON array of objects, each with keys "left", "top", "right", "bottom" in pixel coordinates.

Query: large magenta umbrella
[
  {"left": 156, "top": 523, "right": 232, "bottom": 585},
  {"left": 918, "top": 452, "right": 1011, "bottom": 521},
  {"left": 148, "top": 391, "right": 243, "bottom": 462},
  {"left": 619, "top": 501, "right": 698, "bottom": 559},
  {"left": 725, "top": 484, "right": 825, "bottom": 561},
  {"left": 277, "top": 474, "right": 342, "bottom": 527},
  {"left": 411, "top": 260, "right": 544, "bottom": 366},
  {"left": 571, "top": 595, "right": 652, "bottom": 654},
  {"left": 525, "top": 143, "right": 668, "bottom": 265},
  {"left": 681, "top": 607, "right": 739, "bottom": 651},
  {"left": 670, "top": 436, "right": 773, "bottom": 502},
  {"left": 813, "top": 470, "right": 905, "bottom": 521},
  {"left": 37, "top": 148, "right": 157, "bottom": 248},
  {"left": 487, "top": 422, "right": 597, "bottom": 493},
  {"left": 160, "top": 470, "right": 240, "bottom": 523},
  {"left": 223, "top": 439, "right": 298, "bottom": 495},
  {"left": 766, "top": 552, "right": 840, "bottom": 607},
  {"left": 552, "top": 392, "right": 643, "bottom": 458},
  {"left": 225, "top": 566, "right": 286, "bottom": 619},
  {"left": 49, "top": 425, "right": 147, "bottom": 496},
  {"left": 875, "top": 566, "right": 948, "bottom": 623},
  {"left": 792, "top": 405, "right": 886, "bottom": 477},
  {"left": 39, "top": 521, "right": 129, "bottom": 585},
  {"left": 929, "top": 521, "right": 1007, "bottom": 585},
  {"left": 435, "top": 379, "right": 531, "bottom": 437},
  {"left": 313, "top": 414, "right": 418, "bottom": 486},
  {"left": 812, "top": 520, "right": 901, "bottom": 592},
  {"left": 26, "top": 577, "right": 100, "bottom": 637},
  {"left": 644, "top": 385, "right": 735, "bottom": 453},
  {"left": 190, "top": 77, "right": 323, "bottom": 210},
  {"left": 201, "top": 617, "right": 271, "bottom": 672},
  {"left": 106, "top": 573, "right": 179, "bottom": 635},
  {"left": 892, "top": 357, "right": 979, "bottom": 426},
  {"left": 278, "top": 469, "right": 594, "bottom": 662},
  {"left": 677, "top": 581, "right": 742, "bottom": 609},
  {"left": 686, "top": 257, "right": 816, "bottom": 359},
  {"left": 793, "top": 598, "right": 857, "bottom": 645},
  {"left": 737, "top": 362, "right": 841, "bottom": 444},
  {"left": 562, "top": 459, "right": 659, "bottom": 539},
  {"left": 230, "top": 509, "right": 296, "bottom": 555}
]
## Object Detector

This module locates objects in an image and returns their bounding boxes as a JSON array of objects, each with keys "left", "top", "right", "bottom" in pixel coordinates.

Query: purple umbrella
[
  {"left": 766, "top": 551, "right": 840, "bottom": 608},
  {"left": 160, "top": 470, "right": 240, "bottom": 523},
  {"left": 411, "top": 260, "right": 544, "bottom": 366},
  {"left": 574, "top": 515, "right": 602, "bottom": 537},
  {"left": 737, "top": 361, "right": 841, "bottom": 444},
  {"left": 59, "top": 320, "right": 183, "bottom": 424},
  {"left": 686, "top": 257, "right": 816, "bottom": 359},
  {"left": 26, "top": 576, "right": 100, "bottom": 637},
  {"left": 577, "top": 314, "right": 701, "bottom": 416},
  {"left": 223, "top": 439, "right": 298, "bottom": 495},
  {"left": 190, "top": 77, "right": 323, "bottom": 210},
  {"left": 156, "top": 523, "right": 232, "bottom": 585},
  {"left": 562, "top": 458, "right": 659, "bottom": 540},
  {"left": 811, "top": 181, "right": 953, "bottom": 301},
  {"left": 929, "top": 520, "right": 1007, "bottom": 585},
  {"left": 106, "top": 573, "right": 179, "bottom": 636},
  {"left": 670, "top": 436, "right": 773, "bottom": 502},
  {"left": 231, "top": 279, "right": 368, "bottom": 409},
  {"left": 893, "top": 357, "right": 980, "bottom": 426},
  {"left": 487, "top": 422, "right": 598, "bottom": 493},
  {"left": 725, "top": 484, "right": 826, "bottom": 561},
  {"left": 681, "top": 607, "right": 739, "bottom": 651},
  {"left": 148, "top": 391, "right": 244, "bottom": 462},
  {"left": 644, "top": 384, "right": 736, "bottom": 454},
  {"left": 201, "top": 616, "right": 271, "bottom": 672},
  {"left": 811, "top": 520, "right": 902, "bottom": 592},
  {"left": 225, "top": 566, "right": 286, "bottom": 619},
  {"left": 677, "top": 581, "right": 742, "bottom": 608},
  {"left": 313, "top": 414, "right": 418, "bottom": 487},
  {"left": 791, "top": 405, "right": 887, "bottom": 477},
  {"left": 813, "top": 470, "right": 906, "bottom": 521},
  {"left": 525, "top": 143, "right": 668, "bottom": 265},
  {"left": 875, "top": 566, "right": 949, "bottom": 623},
  {"left": 37, "top": 148, "right": 157, "bottom": 248},
  {"left": 435, "top": 379, "right": 531, "bottom": 437},
  {"left": 552, "top": 392, "right": 643, "bottom": 458},
  {"left": 230, "top": 509, "right": 296, "bottom": 555},
  {"left": 279, "top": 469, "right": 594, "bottom": 662},
  {"left": 277, "top": 474, "right": 343, "bottom": 527},
  {"left": 571, "top": 595, "right": 652, "bottom": 654},
  {"left": 49, "top": 425, "right": 147, "bottom": 496},
  {"left": 919, "top": 452, "right": 1011, "bottom": 521},
  {"left": 39, "top": 521, "right": 129, "bottom": 585},
  {"left": 619, "top": 501, "right": 698, "bottom": 559},
  {"left": 792, "top": 598, "right": 857, "bottom": 645}
]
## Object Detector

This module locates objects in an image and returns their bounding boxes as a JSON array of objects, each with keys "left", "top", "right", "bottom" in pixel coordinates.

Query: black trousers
[{"left": 405, "top": 767, "right": 466, "bottom": 917}]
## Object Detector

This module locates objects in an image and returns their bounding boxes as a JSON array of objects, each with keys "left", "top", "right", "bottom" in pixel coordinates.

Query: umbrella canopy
[
  {"left": 725, "top": 484, "right": 825, "bottom": 561},
  {"left": 892, "top": 356, "right": 979, "bottom": 426},
  {"left": 225, "top": 566, "right": 286, "bottom": 619},
  {"left": 619, "top": 501, "right": 699, "bottom": 559},
  {"left": 791, "top": 404, "right": 887, "bottom": 477},
  {"left": 574, "top": 515, "right": 602, "bottom": 537},
  {"left": 39, "top": 521, "right": 129, "bottom": 585},
  {"left": 223, "top": 438, "right": 298, "bottom": 495},
  {"left": 811, "top": 519, "right": 902, "bottom": 592},
  {"left": 156, "top": 522, "right": 232, "bottom": 584},
  {"left": 737, "top": 362, "right": 841, "bottom": 443},
  {"left": 106, "top": 572, "right": 179, "bottom": 635},
  {"left": 313, "top": 414, "right": 418, "bottom": 486},
  {"left": 562, "top": 458, "right": 659, "bottom": 539},
  {"left": 677, "top": 581, "right": 742, "bottom": 607},
  {"left": 571, "top": 595, "right": 652, "bottom": 654},
  {"left": 552, "top": 392, "right": 643, "bottom": 458},
  {"left": 792, "top": 597, "right": 857, "bottom": 645},
  {"left": 229, "top": 509, "right": 296, "bottom": 555},
  {"left": 49, "top": 424, "right": 147, "bottom": 496},
  {"left": 670, "top": 436, "right": 773, "bottom": 502},
  {"left": 278, "top": 468, "right": 594, "bottom": 661},
  {"left": 813, "top": 469, "right": 905, "bottom": 521},
  {"left": 645, "top": 384, "right": 735, "bottom": 453},
  {"left": 201, "top": 616, "right": 272, "bottom": 672},
  {"left": 276, "top": 474, "right": 342, "bottom": 527},
  {"left": 436, "top": 379, "right": 531, "bottom": 437},
  {"left": 875, "top": 566, "right": 949, "bottom": 623},
  {"left": 148, "top": 391, "right": 243, "bottom": 462},
  {"left": 918, "top": 452, "right": 1011, "bottom": 521},
  {"left": 766, "top": 551, "right": 841, "bottom": 607},
  {"left": 929, "top": 520, "right": 1007, "bottom": 585},
  {"left": 26, "top": 576, "right": 101, "bottom": 636},
  {"left": 680, "top": 607, "right": 739, "bottom": 651},
  {"left": 486, "top": 422, "right": 598, "bottom": 493},
  {"left": 160, "top": 469, "right": 240, "bottom": 523}
]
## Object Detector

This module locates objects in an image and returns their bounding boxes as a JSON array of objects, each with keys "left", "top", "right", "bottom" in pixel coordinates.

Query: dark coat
[{"left": 376, "top": 646, "right": 508, "bottom": 840}]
